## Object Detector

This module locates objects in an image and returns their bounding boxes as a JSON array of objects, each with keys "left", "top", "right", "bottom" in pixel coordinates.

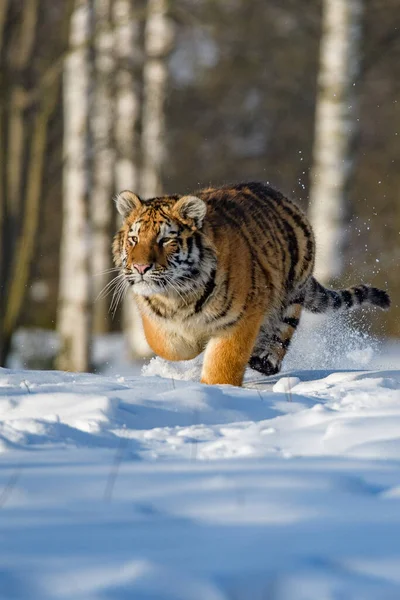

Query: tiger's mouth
[
  {"left": 126, "top": 268, "right": 197, "bottom": 298},
  {"left": 126, "top": 268, "right": 176, "bottom": 294},
  {"left": 128, "top": 277, "right": 162, "bottom": 296}
]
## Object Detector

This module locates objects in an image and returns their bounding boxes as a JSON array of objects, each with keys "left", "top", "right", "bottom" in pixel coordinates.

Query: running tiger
[{"left": 112, "top": 182, "right": 390, "bottom": 387}]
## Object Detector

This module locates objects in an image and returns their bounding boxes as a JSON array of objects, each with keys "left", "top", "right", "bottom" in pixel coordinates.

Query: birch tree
[
  {"left": 308, "top": 0, "right": 364, "bottom": 283},
  {"left": 7, "top": 0, "right": 39, "bottom": 232},
  {"left": 115, "top": 0, "right": 176, "bottom": 359},
  {"left": 0, "top": 0, "right": 11, "bottom": 364},
  {"left": 0, "top": 1, "right": 8, "bottom": 365},
  {"left": 113, "top": 0, "right": 152, "bottom": 358},
  {"left": 91, "top": 0, "right": 115, "bottom": 334},
  {"left": 113, "top": 0, "right": 142, "bottom": 199},
  {"left": 0, "top": 0, "right": 72, "bottom": 366},
  {"left": 56, "top": 0, "right": 92, "bottom": 372},
  {"left": 0, "top": 0, "right": 39, "bottom": 364},
  {"left": 141, "top": 0, "right": 175, "bottom": 198}
]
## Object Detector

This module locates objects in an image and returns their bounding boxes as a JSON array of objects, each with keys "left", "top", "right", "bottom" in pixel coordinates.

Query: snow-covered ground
[{"left": 1, "top": 316, "right": 400, "bottom": 599}]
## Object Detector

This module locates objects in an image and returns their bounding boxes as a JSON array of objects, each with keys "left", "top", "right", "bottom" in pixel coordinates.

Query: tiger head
[{"left": 113, "top": 190, "right": 216, "bottom": 297}]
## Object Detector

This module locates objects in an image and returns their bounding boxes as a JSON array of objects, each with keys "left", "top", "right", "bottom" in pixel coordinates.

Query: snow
[{"left": 1, "top": 319, "right": 400, "bottom": 598}]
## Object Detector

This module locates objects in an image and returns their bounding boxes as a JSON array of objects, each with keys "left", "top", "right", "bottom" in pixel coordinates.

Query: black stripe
[
  {"left": 272, "top": 334, "right": 291, "bottom": 350},
  {"left": 353, "top": 286, "right": 365, "bottom": 305},
  {"left": 186, "top": 235, "right": 193, "bottom": 257},
  {"left": 244, "top": 188, "right": 300, "bottom": 290},
  {"left": 193, "top": 232, "right": 204, "bottom": 264},
  {"left": 238, "top": 189, "right": 286, "bottom": 252},
  {"left": 194, "top": 268, "right": 217, "bottom": 313},
  {"left": 269, "top": 195, "right": 314, "bottom": 284},
  {"left": 306, "top": 284, "right": 328, "bottom": 313},
  {"left": 243, "top": 181, "right": 285, "bottom": 205},
  {"left": 246, "top": 193, "right": 287, "bottom": 270},
  {"left": 317, "top": 293, "right": 329, "bottom": 311},
  {"left": 283, "top": 317, "right": 299, "bottom": 329},
  {"left": 143, "top": 297, "right": 164, "bottom": 318},
  {"left": 215, "top": 204, "right": 273, "bottom": 287},
  {"left": 209, "top": 294, "right": 234, "bottom": 322},
  {"left": 249, "top": 183, "right": 307, "bottom": 238},
  {"left": 341, "top": 290, "right": 353, "bottom": 308},
  {"left": 305, "top": 238, "right": 314, "bottom": 262},
  {"left": 206, "top": 274, "right": 230, "bottom": 321},
  {"left": 314, "top": 281, "right": 329, "bottom": 310},
  {"left": 157, "top": 208, "right": 172, "bottom": 221},
  {"left": 331, "top": 291, "right": 343, "bottom": 309},
  {"left": 221, "top": 311, "right": 244, "bottom": 330},
  {"left": 280, "top": 200, "right": 311, "bottom": 238},
  {"left": 299, "top": 237, "right": 314, "bottom": 279},
  {"left": 240, "top": 256, "right": 258, "bottom": 314},
  {"left": 282, "top": 219, "right": 298, "bottom": 287},
  {"left": 219, "top": 275, "right": 230, "bottom": 306}
]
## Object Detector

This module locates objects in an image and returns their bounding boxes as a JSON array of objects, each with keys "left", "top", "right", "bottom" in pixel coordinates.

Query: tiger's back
[
  {"left": 113, "top": 182, "right": 390, "bottom": 386},
  {"left": 200, "top": 182, "right": 315, "bottom": 305}
]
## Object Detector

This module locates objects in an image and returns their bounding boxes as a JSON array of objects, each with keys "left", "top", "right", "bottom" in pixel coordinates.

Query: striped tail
[{"left": 301, "top": 277, "right": 390, "bottom": 314}]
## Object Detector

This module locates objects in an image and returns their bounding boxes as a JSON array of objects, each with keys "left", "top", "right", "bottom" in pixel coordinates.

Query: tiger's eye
[
  {"left": 129, "top": 236, "right": 138, "bottom": 246},
  {"left": 160, "top": 237, "right": 175, "bottom": 246}
]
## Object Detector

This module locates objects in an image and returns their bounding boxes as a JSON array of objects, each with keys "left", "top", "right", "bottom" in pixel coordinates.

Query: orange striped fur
[{"left": 113, "top": 182, "right": 390, "bottom": 386}]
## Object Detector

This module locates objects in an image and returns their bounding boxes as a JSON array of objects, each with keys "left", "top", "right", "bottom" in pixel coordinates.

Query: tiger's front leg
[
  {"left": 142, "top": 314, "right": 203, "bottom": 361},
  {"left": 201, "top": 312, "right": 264, "bottom": 387}
]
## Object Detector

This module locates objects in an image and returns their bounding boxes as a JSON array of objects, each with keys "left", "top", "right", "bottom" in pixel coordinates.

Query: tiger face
[{"left": 113, "top": 190, "right": 215, "bottom": 297}]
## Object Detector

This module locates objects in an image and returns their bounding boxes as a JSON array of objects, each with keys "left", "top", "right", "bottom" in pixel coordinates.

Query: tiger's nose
[{"left": 133, "top": 263, "right": 152, "bottom": 275}]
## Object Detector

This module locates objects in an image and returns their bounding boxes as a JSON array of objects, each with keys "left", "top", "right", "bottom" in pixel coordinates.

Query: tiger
[{"left": 112, "top": 182, "right": 390, "bottom": 387}]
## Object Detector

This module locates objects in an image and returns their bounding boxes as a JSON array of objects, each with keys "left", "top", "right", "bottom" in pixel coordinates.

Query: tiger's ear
[
  {"left": 173, "top": 195, "right": 207, "bottom": 229},
  {"left": 115, "top": 190, "right": 142, "bottom": 218}
]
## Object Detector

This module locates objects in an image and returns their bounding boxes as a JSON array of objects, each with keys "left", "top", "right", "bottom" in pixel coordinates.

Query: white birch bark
[
  {"left": 113, "top": 0, "right": 142, "bottom": 193},
  {"left": 309, "top": 0, "right": 363, "bottom": 283},
  {"left": 140, "top": 0, "right": 174, "bottom": 198},
  {"left": 91, "top": 0, "right": 115, "bottom": 333},
  {"left": 56, "top": 0, "right": 91, "bottom": 372},
  {"left": 113, "top": 0, "right": 152, "bottom": 358}
]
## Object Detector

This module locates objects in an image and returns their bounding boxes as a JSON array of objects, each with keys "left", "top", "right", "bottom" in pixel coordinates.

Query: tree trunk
[
  {"left": 0, "top": 1, "right": 74, "bottom": 366},
  {"left": 308, "top": 0, "right": 363, "bottom": 283},
  {"left": 140, "top": 0, "right": 174, "bottom": 198},
  {"left": 3, "top": 82, "right": 59, "bottom": 349},
  {"left": 7, "top": 0, "right": 39, "bottom": 228},
  {"left": 113, "top": 0, "right": 152, "bottom": 359},
  {"left": 0, "top": 0, "right": 8, "bottom": 48},
  {"left": 0, "top": 0, "right": 8, "bottom": 364},
  {"left": 91, "top": 0, "right": 115, "bottom": 334},
  {"left": 0, "top": 0, "right": 40, "bottom": 365},
  {"left": 56, "top": 0, "right": 92, "bottom": 372},
  {"left": 113, "top": 0, "right": 143, "bottom": 198}
]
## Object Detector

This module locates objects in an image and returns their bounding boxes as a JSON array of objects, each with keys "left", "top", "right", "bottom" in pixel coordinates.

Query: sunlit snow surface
[{"left": 1, "top": 317, "right": 400, "bottom": 599}]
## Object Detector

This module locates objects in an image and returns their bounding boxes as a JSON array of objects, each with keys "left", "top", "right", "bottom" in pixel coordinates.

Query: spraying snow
[{"left": 143, "top": 312, "right": 383, "bottom": 382}]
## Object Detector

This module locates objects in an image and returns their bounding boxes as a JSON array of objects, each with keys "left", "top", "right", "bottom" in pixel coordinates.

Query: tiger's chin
[
  {"left": 130, "top": 279, "right": 163, "bottom": 297},
  {"left": 130, "top": 275, "right": 194, "bottom": 299}
]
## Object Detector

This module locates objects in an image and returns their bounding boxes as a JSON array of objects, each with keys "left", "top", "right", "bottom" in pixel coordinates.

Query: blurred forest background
[{"left": 0, "top": 0, "right": 399, "bottom": 372}]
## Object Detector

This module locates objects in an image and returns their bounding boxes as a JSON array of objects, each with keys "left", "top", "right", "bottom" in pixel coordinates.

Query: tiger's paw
[{"left": 249, "top": 354, "right": 281, "bottom": 376}]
